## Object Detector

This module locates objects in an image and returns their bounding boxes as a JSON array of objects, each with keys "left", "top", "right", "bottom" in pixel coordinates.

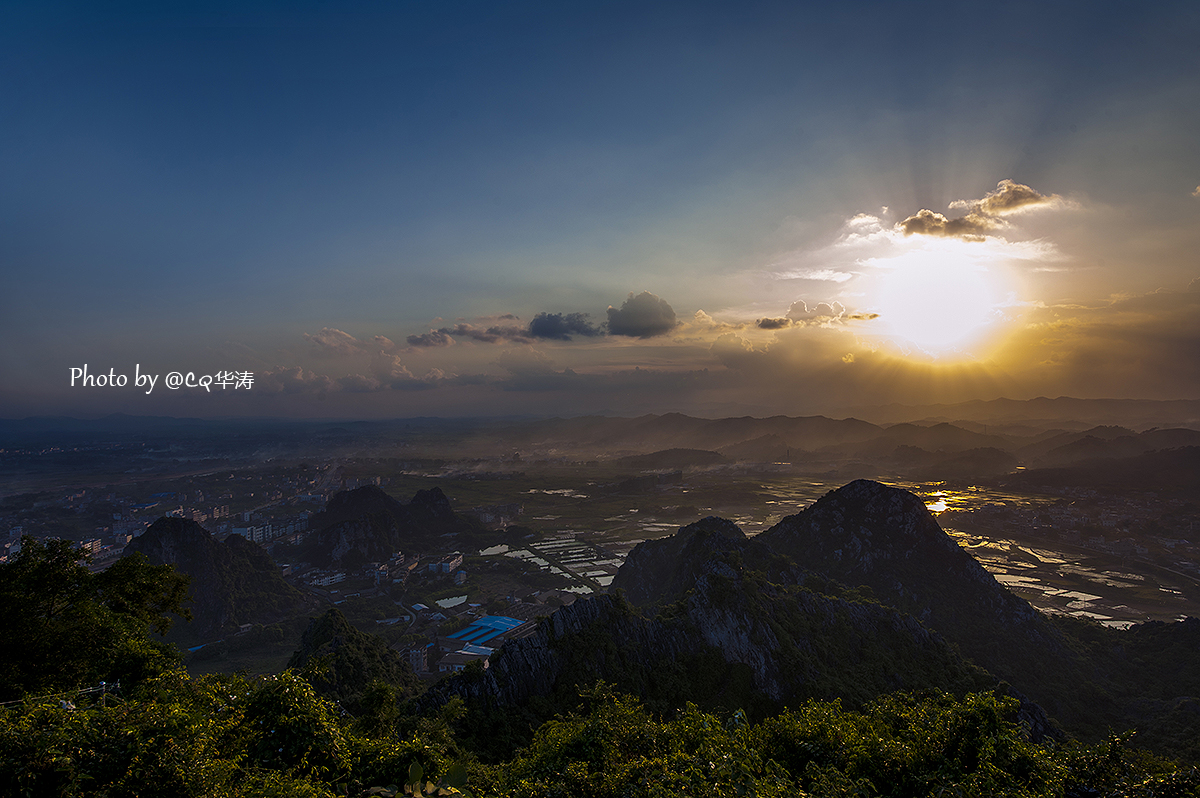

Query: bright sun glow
[{"left": 872, "top": 245, "right": 1008, "bottom": 355}]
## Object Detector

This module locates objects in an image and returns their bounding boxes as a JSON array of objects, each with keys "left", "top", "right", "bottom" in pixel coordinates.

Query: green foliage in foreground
[
  {"left": 2, "top": 675, "right": 1196, "bottom": 798},
  {"left": 0, "top": 538, "right": 190, "bottom": 701}
]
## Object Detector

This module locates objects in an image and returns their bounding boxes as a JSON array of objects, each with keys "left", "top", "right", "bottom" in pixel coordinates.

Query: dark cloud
[
  {"left": 756, "top": 317, "right": 793, "bottom": 330},
  {"left": 606, "top": 291, "right": 678, "bottom": 338},
  {"left": 406, "top": 322, "right": 534, "bottom": 347},
  {"left": 528, "top": 312, "right": 603, "bottom": 340},
  {"left": 442, "top": 323, "right": 532, "bottom": 344},
  {"left": 406, "top": 330, "right": 455, "bottom": 347},
  {"left": 405, "top": 304, "right": 668, "bottom": 348}
]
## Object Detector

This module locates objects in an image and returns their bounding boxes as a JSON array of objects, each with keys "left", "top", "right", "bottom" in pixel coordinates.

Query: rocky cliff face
[
  {"left": 421, "top": 520, "right": 996, "bottom": 717},
  {"left": 127, "top": 517, "right": 308, "bottom": 641},
  {"left": 757, "top": 480, "right": 1069, "bottom": 672},
  {"left": 751, "top": 480, "right": 1200, "bottom": 740},
  {"left": 612, "top": 516, "right": 802, "bottom": 606}
]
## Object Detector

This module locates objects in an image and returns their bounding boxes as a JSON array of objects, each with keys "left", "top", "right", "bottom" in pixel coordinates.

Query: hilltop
[
  {"left": 298, "top": 485, "right": 487, "bottom": 567},
  {"left": 126, "top": 516, "right": 312, "bottom": 643}
]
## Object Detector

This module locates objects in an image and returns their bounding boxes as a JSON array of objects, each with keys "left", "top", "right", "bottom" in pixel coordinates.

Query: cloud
[
  {"left": 304, "top": 327, "right": 368, "bottom": 356},
  {"left": 899, "top": 180, "right": 1068, "bottom": 241},
  {"left": 897, "top": 208, "right": 997, "bottom": 240},
  {"left": 441, "top": 322, "right": 532, "bottom": 344},
  {"left": 410, "top": 314, "right": 610, "bottom": 346},
  {"left": 606, "top": 291, "right": 679, "bottom": 338},
  {"left": 1193, "top": 186, "right": 1200, "bottom": 198},
  {"left": 772, "top": 268, "right": 855, "bottom": 282},
  {"left": 756, "top": 317, "right": 792, "bottom": 330},
  {"left": 370, "top": 352, "right": 414, "bottom": 381},
  {"left": 833, "top": 214, "right": 893, "bottom": 248},
  {"left": 407, "top": 314, "right": 608, "bottom": 347},
  {"left": 406, "top": 329, "right": 455, "bottom": 348},
  {"left": 787, "top": 300, "right": 846, "bottom": 323},
  {"left": 337, "top": 374, "right": 380, "bottom": 393},
  {"left": 707, "top": 325, "right": 1011, "bottom": 409},
  {"left": 256, "top": 354, "right": 443, "bottom": 396},
  {"left": 963, "top": 179, "right": 1063, "bottom": 216},
  {"left": 256, "top": 366, "right": 338, "bottom": 395},
  {"left": 372, "top": 335, "right": 398, "bottom": 351},
  {"left": 688, "top": 310, "right": 746, "bottom": 333},
  {"left": 528, "top": 312, "right": 603, "bottom": 340}
]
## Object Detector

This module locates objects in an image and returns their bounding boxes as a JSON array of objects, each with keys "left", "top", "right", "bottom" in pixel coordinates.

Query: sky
[{"left": 2, "top": 1, "right": 1198, "bottom": 420}]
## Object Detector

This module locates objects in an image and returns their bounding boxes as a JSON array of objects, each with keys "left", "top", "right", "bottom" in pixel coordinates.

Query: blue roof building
[{"left": 447, "top": 615, "right": 525, "bottom": 647}]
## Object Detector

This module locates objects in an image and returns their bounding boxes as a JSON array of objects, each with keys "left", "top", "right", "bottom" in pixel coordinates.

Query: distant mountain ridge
[
  {"left": 848, "top": 397, "right": 1200, "bottom": 428},
  {"left": 1007, "top": 445, "right": 1200, "bottom": 494},
  {"left": 499, "top": 413, "right": 1200, "bottom": 487}
]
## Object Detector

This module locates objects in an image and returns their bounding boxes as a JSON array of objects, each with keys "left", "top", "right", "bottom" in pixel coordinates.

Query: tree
[{"left": 0, "top": 537, "right": 191, "bottom": 700}]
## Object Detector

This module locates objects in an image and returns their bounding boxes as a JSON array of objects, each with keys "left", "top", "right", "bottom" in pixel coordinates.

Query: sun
[{"left": 872, "top": 246, "right": 1008, "bottom": 355}]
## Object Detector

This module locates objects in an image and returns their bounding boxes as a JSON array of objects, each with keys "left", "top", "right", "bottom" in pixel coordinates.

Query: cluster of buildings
[
  {"left": 464, "top": 503, "right": 524, "bottom": 528},
  {"left": 227, "top": 512, "right": 311, "bottom": 544},
  {"left": 1, "top": 530, "right": 22, "bottom": 563},
  {"left": 296, "top": 550, "right": 456, "bottom": 593},
  {"left": 405, "top": 614, "right": 536, "bottom": 675}
]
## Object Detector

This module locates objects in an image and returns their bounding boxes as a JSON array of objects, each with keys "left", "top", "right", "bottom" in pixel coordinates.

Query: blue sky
[{"left": 3, "top": 1, "right": 1199, "bottom": 418}]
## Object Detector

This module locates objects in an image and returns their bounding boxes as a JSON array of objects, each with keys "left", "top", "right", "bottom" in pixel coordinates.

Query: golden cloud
[{"left": 899, "top": 180, "right": 1067, "bottom": 241}]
